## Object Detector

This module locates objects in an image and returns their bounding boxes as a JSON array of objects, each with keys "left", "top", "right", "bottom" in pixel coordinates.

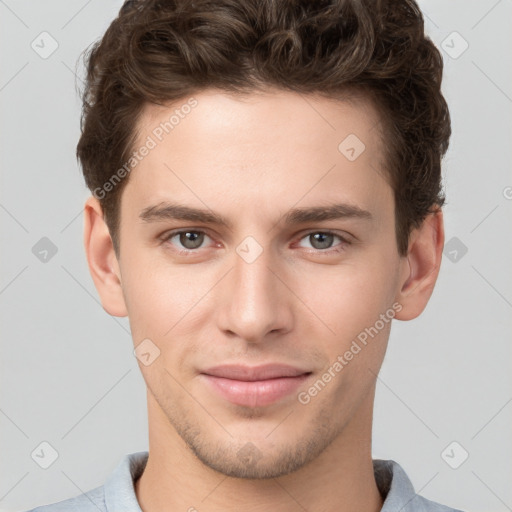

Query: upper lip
[{"left": 202, "top": 364, "right": 311, "bottom": 381}]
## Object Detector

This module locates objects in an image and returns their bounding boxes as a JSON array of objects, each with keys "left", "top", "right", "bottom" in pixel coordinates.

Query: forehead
[
  {"left": 138, "top": 88, "right": 383, "bottom": 154},
  {"left": 121, "top": 88, "right": 391, "bottom": 225}
]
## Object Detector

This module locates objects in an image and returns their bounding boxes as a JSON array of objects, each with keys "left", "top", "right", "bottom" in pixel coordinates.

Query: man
[{"left": 27, "top": 0, "right": 463, "bottom": 510}]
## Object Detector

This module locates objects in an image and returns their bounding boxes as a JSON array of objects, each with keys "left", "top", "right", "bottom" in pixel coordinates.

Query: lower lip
[{"left": 201, "top": 373, "right": 311, "bottom": 407}]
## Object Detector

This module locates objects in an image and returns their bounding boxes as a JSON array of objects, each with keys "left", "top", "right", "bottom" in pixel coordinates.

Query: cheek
[
  {"left": 300, "top": 258, "right": 397, "bottom": 341},
  {"left": 297, "top": 265, "right": 395, "bottom": 406},
  {"left": 295, "top": 252, "right": 400, "bottom": 400},
  {"left": 121, "top": 261, "right": 208, "bottom": 393},
  {"left": 123, "top": 264, "right": 198, "bottom": 338}
]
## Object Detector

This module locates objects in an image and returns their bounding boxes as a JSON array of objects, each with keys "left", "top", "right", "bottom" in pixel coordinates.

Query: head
[{"left": 81, "top": 0, "right": 450, "bottom": 479}]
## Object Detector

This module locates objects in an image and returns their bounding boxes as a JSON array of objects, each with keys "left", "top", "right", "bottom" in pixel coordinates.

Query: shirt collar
[
  {"left": 104, "top": 450, "right": 147, "bottom": 511},
  {"left": 103, "top": 451, "right": 425, "bottom": 511},
  {"left": 373, "top": 458, "right": 427, "bottom": 511}
]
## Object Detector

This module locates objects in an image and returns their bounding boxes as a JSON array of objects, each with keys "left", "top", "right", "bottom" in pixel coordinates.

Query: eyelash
[{"left": 160, "top": 229, "right": 351, "bottom": 255}]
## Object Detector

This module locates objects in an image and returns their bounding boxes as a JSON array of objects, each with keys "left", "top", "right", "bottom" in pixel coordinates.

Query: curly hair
[{"left": 76, "top": 0, "right": 451, "bottom": 257}]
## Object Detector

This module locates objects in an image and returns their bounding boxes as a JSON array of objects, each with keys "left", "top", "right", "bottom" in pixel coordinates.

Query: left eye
[{"left": 297, "top": 231, "right": 348, "bottom": 251}]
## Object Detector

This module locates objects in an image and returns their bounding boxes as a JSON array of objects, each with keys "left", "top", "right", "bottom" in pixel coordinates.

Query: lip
[{"left": 200, "top": 364, "right": 312, "bottom": 407}]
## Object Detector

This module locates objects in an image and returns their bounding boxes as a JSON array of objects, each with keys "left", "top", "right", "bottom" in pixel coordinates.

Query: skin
[{"left": 83, "top": 88, "right": 444, "bottom": 512}]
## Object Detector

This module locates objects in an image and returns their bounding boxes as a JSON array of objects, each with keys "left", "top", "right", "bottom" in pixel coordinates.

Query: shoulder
[
  {"left": 22, "top": 484, "right": 106, "bottom": 512},
  {"left": 22, "top": 451, "right": 148, "bottom": 512},
  {"left": 407, "top": 493, "right": 466, "bottom": 512},
  {"left": 373, "top": 459, "right": 466, "bottom": 512}
]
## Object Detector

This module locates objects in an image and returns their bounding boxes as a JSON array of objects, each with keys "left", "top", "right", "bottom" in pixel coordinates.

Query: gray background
[{"left": 1, "top": 1, "right": 511, "bottom": 511}]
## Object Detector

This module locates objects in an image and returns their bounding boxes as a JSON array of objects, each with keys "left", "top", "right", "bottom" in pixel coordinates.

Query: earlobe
[
  {"left": 394, "top": 208, "right": 445, "bottom": 321},
  {"left": 83, "top": 196, "right": 128, "bottom": 317}
]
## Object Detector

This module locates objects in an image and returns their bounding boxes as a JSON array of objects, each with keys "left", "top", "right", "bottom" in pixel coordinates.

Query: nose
[{"left": 216, "top": 241, "right": 293, "bottom": 344}]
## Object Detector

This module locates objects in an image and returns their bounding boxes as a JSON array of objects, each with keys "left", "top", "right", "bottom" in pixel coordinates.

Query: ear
[
  {"left": 83, "top": 195, "right": 128, "bottom": 317},
  {"left": 394, "top": 207, "right": 445, "bottom": 321}
]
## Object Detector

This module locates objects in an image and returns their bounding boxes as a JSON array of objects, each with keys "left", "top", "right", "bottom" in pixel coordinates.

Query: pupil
[
  {"left": 312, "top": 233, "right": 332, "bottom": 249},
  {"left": 181, "top": 231, "right": 203, "bottom": 249}
]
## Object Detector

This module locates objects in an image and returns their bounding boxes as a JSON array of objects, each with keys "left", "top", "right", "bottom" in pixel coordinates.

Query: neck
[{"left": 135, "top": 389, "right": 383, "bottom": 512}]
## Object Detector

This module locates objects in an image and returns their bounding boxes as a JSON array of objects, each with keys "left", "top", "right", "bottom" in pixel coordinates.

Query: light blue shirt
[{"left": 25, "top": 451, "right": 464, "bottom": 511}]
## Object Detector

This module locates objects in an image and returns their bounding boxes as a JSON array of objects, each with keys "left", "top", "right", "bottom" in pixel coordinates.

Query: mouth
[{"left": 200, "top": 364, "right": 313, "bottom": 408}]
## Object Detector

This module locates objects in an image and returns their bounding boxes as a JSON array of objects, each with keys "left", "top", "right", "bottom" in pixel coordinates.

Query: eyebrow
[{"left": 139, "top": 201, "right": 373, "bottom": 228}]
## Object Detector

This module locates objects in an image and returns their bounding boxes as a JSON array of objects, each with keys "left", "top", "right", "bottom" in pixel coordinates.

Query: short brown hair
[{"left": 77, "top": 0, "right": 451, "bottom": 257}]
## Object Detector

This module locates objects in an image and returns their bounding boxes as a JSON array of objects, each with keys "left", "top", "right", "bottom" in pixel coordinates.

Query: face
[{"left": 97, "top": 89, "right": 412, "bottom": 478}]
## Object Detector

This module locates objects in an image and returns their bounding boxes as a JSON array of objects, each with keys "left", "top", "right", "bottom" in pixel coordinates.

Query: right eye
[{"left": 162, "top": 230, "right": 215, "bottom": 253}]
